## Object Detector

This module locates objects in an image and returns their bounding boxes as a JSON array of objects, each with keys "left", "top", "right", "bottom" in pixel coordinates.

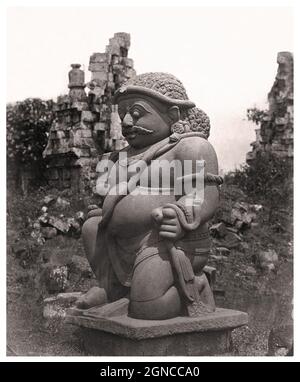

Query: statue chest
[
  {"left": 105, "top": 150, "right": 179, "bottom": 238},
  {"left": 107, "top": 149, "right": 179, "bottom": 191}
]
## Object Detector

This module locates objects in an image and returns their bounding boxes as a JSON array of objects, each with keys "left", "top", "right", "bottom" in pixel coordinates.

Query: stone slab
[
  {"left": 81, "top": 327, "right": 233, "bottom": 356},
  {"left": 65, "top": 300, "right": 248, "bottom": 356},
  {"left": 66, "top": 307, "right": 248, "bottom": 341}
]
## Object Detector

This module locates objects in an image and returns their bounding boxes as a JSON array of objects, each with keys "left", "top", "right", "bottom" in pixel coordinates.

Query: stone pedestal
[{"left": 66, "top": 305, "right": 248, "bottom": 356}]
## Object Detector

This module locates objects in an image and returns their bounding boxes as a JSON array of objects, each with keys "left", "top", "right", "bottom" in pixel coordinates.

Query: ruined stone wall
[
  {"left": 43, "top": 33, "right": 135, "bottom": 193},
  {"left": 246, "top": 52, "right": 293, "bottom": 163}
]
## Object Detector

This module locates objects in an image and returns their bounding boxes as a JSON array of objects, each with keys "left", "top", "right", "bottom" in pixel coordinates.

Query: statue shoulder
[
  {"left": 101, "top": 146, "right": 129, "bottom": 163},
  {"left": 175, "top": 135, "right": 217, "bottom": 162}
]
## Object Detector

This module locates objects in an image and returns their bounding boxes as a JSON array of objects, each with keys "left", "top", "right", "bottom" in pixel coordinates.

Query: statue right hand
[{"left": 151, "top": 207, "right": 184, "bottom": 241}]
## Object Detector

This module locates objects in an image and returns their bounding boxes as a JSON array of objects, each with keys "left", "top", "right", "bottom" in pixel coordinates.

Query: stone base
[
  {"left": 81, "top": 327, "right": 233, "bottom": 356},
  {"left": 66, "top": 304, "right": 248, "bottom": 356}
]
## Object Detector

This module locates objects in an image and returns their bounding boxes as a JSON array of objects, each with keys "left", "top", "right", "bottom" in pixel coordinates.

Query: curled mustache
[{"left": 122, "top": 125, "right": 154, "bottom": 137}]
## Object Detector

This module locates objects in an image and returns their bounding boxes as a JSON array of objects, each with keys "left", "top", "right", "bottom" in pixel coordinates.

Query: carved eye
[{"left": 132, "top": 110, "right": 140, "bottom": 119}]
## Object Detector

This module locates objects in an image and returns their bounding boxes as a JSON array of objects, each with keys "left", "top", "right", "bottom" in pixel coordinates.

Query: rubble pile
[
  {"left": 209, "top": 201, "right": 278, "bottom": 273},
  {"left": 30, "top": 195, "right": 85, "bottom": 245},
  {"left": 10, "top": 193, "right": 97, "bottom": 295}
]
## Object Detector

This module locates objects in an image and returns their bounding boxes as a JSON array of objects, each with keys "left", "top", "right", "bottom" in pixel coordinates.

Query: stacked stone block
[
  {"left": 87, "top": 32, "right": 135, "bottom": 153},
  {"left": 246, "top": 52, "right": 293, "bottom": 163},
  {"left": 43, "top": 33, "right": 135, "bottom": 193}
]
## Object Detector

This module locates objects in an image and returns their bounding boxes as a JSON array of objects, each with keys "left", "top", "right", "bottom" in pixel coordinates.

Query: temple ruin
[
  {"left": 246, "top": 52, "right": 293, "bottom": 163},
  {"left": 43, "top": 32, "right": 136, "bottom": 193}
]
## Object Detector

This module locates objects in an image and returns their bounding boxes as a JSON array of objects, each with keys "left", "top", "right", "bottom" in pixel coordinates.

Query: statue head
[{"left": 113, "top": 72, "right": 211, "bottom": 148}]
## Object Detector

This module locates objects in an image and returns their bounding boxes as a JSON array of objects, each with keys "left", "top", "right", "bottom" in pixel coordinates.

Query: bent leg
[
  {"left": 195, "top": 273, "right": 215, "bottom": 311},
  {"left": 129, "top": 251, "right": 183, "bottom": 320},
  {"left": 81, "top": 216, "right": 128, "bottom": 306},
  {"left": 129, "top": 286, "right": 182, "bottom": 320},
  {"left": 81, "top": 216, "right": 102, "bottom": 266},
  {"left": 78, "top": 217, "right": 107, "bottom": 308}
]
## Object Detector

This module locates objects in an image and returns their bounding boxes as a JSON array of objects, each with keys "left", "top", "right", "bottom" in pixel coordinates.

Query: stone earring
[{"left": 171, "top": 120, "right": 190, "bottom": 134}]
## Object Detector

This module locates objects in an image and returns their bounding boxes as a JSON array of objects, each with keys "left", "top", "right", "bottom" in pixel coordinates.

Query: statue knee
[
  {"left": 82, "top": 216, "right": 101, "bottom": 262},
  {"left": 129, "top": 252, "right": 181, "bottom": 319},
  {"left": 130, "top": 253, "right": 174, "bottom": 303},
  {"left": 129, "top": 286, "right": 182, "bottom": 320},
  {"left": 82, "top": 216, "right": 101, "bottom": 240}
]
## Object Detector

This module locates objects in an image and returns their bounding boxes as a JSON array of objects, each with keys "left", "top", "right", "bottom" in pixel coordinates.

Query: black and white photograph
[{"left": 4, "top": 0, "right": 295, "bottom": 361}]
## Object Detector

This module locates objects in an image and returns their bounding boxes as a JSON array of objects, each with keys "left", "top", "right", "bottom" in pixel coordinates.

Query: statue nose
[{"left": 122, "top": 112, "right": 133, "bottom": 128}]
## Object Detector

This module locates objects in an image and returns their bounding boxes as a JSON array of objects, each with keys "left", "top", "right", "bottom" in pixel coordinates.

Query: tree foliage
[
  {"left": 246, "top": 107, "right": 268, "bottom": 126},
  {"left": 7, "top": 98, "right": 55, "bottom": 172},
  {"left": 225, "top": 152, "right": 293, "bottom": 212}
]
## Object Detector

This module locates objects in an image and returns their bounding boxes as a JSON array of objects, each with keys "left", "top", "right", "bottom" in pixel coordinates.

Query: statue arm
[
  {"left": 175, "top": 136, "right": 220, "bottom": 225},
  {"left": 153, "top": 137, "right": 220, "bottom": 241}
]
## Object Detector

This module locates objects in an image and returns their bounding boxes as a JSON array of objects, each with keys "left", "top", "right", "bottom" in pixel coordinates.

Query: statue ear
[{"left": 167, "top": 106, "right": 180, "bottom": 124}]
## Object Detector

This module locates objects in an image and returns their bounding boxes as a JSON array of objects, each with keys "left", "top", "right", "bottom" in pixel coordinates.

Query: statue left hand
[
  {"left": 151, "top": 207, "right": 184, "bottom": 241},
  {"left": 87, "top": 208, "right": 103, "bottom": 219}
]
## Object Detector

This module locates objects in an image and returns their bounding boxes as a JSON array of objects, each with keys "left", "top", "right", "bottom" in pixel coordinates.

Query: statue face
[{"left": 117, "top": 96, "right": 172, "bottom": 149}]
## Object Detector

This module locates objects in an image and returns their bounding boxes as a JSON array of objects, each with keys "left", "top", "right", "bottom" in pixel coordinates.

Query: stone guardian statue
[{"left": 78, "top": 72, "right": 222, "bottom": 320}]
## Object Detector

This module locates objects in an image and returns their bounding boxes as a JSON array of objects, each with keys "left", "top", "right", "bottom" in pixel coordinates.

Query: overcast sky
[{"left": 7, "top": 6, "right": 293, "bottom": 171}]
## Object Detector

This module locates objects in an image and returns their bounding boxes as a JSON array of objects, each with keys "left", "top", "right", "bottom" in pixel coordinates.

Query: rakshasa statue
[{"left": 77, "top": 72, "right": 223, "bottom": 320}]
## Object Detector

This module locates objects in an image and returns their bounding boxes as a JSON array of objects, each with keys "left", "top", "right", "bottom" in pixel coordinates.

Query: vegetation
[
  {"left": 7, "top": 98, "right": 55, "bottom": 188},
  {"left": 226, "top": 153, "right": 292, "bottom": 207},
  {"left": 246, "top": 107, "right": 268, "bottom": 125}
]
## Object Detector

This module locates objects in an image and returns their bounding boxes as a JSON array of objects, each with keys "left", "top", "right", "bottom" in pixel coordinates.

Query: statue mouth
[{"left": 122, "top": 126, "right": 154, "bottom": 139}]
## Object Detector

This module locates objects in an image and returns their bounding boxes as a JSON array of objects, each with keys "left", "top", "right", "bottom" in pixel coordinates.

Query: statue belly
[{"left": 108, "top": 192, "right": 176, "bottom": 238}]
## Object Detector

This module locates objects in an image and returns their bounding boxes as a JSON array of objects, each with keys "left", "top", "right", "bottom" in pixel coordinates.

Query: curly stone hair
[
  {"left": 119, "top": 72, "right": 211, "bottom": 138},
  {"left": 183, "top": 107, "right": 211, "bottom": 138},
  {"left": 126, "top": 72, "right": 189, "bottom": 101}
]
